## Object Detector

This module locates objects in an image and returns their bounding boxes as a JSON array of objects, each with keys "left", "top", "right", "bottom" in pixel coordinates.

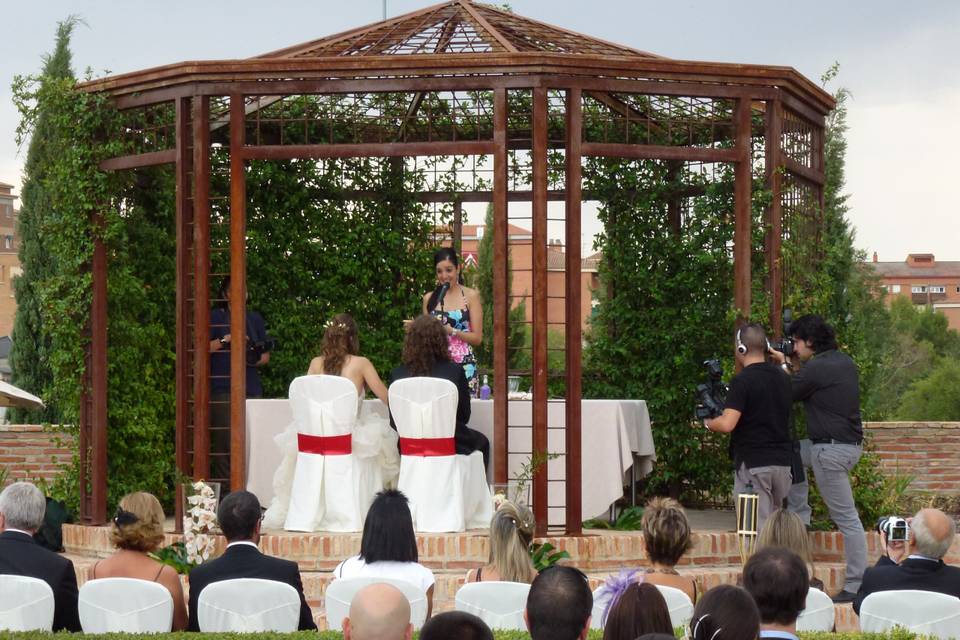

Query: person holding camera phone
[
  {"left": 704, "top": 323, "right": 793, "bottom": 532},
  {"left": 209, "top": 277, "right": 272, "bottom": 488},
  {"left": 768, "top": 314, "right": 866, "bottom": 603}
]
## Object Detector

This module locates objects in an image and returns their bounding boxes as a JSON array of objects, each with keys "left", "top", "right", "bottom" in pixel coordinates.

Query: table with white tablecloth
[{"left": 246, "top": 398, "right": 654, "bottom": 522}]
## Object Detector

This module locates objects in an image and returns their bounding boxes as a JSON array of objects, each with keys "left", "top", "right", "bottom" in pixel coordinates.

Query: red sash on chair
[
  {"left": 297, "top": 433, "right": 352, "bottom": 455},
  {"left": 399, "top": 437, "right": 456, "bottom": 457}
]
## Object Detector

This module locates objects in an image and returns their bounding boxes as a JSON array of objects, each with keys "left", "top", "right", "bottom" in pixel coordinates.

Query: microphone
[{"left": 436, "top": 282, "right": 450, "bottom": 310}]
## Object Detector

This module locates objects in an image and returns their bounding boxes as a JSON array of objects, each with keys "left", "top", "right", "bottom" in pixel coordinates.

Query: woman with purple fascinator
[{"left": 597, "top": 570, "right": 673, "bottom": 639}]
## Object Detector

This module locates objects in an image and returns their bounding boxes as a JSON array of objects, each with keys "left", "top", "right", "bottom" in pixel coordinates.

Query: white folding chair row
[
  {"left": 197, "top": 578, "right": 301, "bottom": 632},
  {"left": 390, "top": 377, "right": 492, "bottom": 533},
  {"left": 859, "top": 589, "right": 960, "bottom": 639},
  {"left": 0, "top": 574, "right": 55, "bottom": 632},
  {"left": 591, "top": 583, "right": 693, "bottom": 630},
  {"left": 78, "top": 577, "right": 173, "bottom": 633},
  {"left": 796, "top": 586, "right": 834, "bottom": 632},
  {"left": 325, "top": 576, "right": 428, "bottom": 631},
  {"left": 455, "top": 581, "right": 531, "bottom": 630},
  {"left": 285, "top": 375, "right": 384, "bottom": 532}
]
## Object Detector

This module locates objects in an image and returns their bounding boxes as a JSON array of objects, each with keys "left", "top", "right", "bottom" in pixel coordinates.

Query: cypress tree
[{"left": 9, "top": 17, "right": 80, "bottom": 423}]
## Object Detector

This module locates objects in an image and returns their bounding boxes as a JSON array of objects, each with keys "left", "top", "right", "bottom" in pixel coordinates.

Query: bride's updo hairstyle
[
  {"left": 402, "top": 315, "right": 451, "bottom": 376},
  {"left": 321, "top": 313, "right": 359, "bottom": 376}
]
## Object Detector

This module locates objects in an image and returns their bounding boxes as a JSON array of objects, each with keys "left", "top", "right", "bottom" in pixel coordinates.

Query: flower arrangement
[{"left": 183, "top": 480, "right": 218, "bottom": 564}]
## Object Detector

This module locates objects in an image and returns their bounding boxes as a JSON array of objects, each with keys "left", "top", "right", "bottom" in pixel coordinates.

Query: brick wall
[
  {"left": 0, "top": 424, "right": 74, "bottom": 487},
  {"left": 866, "top": 421, "right": 960, "bottom": 493}
]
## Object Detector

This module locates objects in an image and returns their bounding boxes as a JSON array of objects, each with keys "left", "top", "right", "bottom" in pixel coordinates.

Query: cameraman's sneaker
[{"left": 831, "top": 589, "right": 856, "bottom": 603}]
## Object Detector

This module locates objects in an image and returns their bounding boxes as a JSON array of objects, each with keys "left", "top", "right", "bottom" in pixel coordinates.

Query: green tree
[
  {"left": 8, "top": 17, "right": 80, "bottom": 424},
  {"left": 896, "top": 360, "right": 960, "bottom": 421}
]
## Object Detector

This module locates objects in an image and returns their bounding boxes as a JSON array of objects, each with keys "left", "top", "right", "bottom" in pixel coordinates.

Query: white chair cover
[
  {"left": 0, "top": 574, "right": 54, "bottom": 631},
  {"left": 455, "top": 581, "right": 531, "bottom": 630},
  {"left": 859, "top": 590, "right": 960, "bottom": 638},
  {"left": 591, "top": 586, "right": 609, "bottom": 629},
  {"left": 654, "top": 584, "right": 695, "bottom": 630},
  {"left": 197, "top": 578, "right": 300, "bottom": 632},
  {"left": 78, "top": 577, "right": 173, "bottom": 633},
  {"left": 796, "top": 586, "right": 834, "bottom": 632},
  {"left": 325, "top": 576, "right": 428, "bottom": 631},
  {"left": 285, "top": 375, "right": 380, "bottom": 532},
  {"left": 390, "top": 377, "right": 492, "bottom": 532}
]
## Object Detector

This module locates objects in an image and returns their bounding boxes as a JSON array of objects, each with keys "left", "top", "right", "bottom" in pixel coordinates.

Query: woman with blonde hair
[
  {"left": 756, "top": 508, "right": 823, "bottom": 589},
  {"left": 87, "top": 492, "right": 187, "bottom": 630},
  {"left": 640, "top": 497, "right": 697, "bottom": 602},
  {"left": 467, "top": 501, "right": 536, "bottom": 583}
]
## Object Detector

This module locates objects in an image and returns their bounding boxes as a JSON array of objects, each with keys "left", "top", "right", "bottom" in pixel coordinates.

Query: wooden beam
[
  {"left": 229, "top": 94, "right": 248, "bottom": 492},
  {"left": 99, "top": 149, "right": 176, "bottom": 172},
  {"left": 564, "top": 87, "right": 583, "bottom": 536},
  {"left": 733, "top": 98, "right": 752, "bottom": 325},
  {"left": 88, "top": 209, "right": 109, "bottom": 525},
  {"left": 531, "top": 86, "right": 549, "bottom": 536},
  {"left": 192, "top": 96, "right": 211, "bottom": 481},
  {"left": 174, "top": 96, "right": 192, "bottom": 533},
  {"left": 241, "top": 141, "right": 495, "bottom": 160},
  {"left": 764, "top": 100, "right": 784, "bottom": 336},
  {"left": 492, "top": 87, "right": 509, "bottom": 486},
  {"left": 781, "top": 155, "right": 825, "bottom": 187},
  {"left": 582, "top": 142, "right": 738, "bottom": 163}
]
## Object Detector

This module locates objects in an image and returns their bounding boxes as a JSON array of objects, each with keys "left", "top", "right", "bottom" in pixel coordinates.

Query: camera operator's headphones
[{"left": 736, "top": 325, "right": 774, "bottom": 355}]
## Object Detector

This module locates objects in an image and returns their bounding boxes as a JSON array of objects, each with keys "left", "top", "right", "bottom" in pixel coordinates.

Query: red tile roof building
[{"left": 868, "top": 253, "right": 960, "bottom": 330}]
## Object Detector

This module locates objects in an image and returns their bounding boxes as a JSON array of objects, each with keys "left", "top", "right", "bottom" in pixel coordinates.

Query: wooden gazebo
[{"left": 79, "top": 0, "right": 833, "bottom": 534}]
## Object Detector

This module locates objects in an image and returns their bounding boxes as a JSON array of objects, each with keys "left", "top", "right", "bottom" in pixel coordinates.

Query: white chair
[
  {"left": 859, "top": 590, "right": 960, "bottom": 638},
  {"left": 0, "top": 574, "right": 54, "bottom": 631},
  {"left": 78, "top": 577, "right": 173, "bottom": 633},
  {"left": 197, "top": 578, "right": 300, "bottom": 632},
  {"left": 591, "top": 582, "right": 693, "bottom": 630},
  {"left": 389, "top": 377, "right": 492, "bottom": 532},
  {"left": 285, "top": 375, "right": 381, "bottom": 532},
  {"left": 455, "top": 581, "right": 530, "bottom": 630},
  {"left": 796, "top": 586, "right": 834, "bottom": 632},
  {"left": 325, "top": 576, "right": 428, "bottom": 631}
]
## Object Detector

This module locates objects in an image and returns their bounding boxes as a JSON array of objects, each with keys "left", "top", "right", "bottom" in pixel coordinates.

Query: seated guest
[
  {"left": 742, "top": 547, "right": 810, "bottom": 640},
  {"left": 853, "top": 508, "right": 960, "bottom": 615},
  {"left": 420, "top": 611, "right": 493, "bottom": 640},
  {"left": 599, "top": 577, "right": 673, "bottom": 640},
  {"left": 690, "top": 585, "right": 760, "bottom": 640},
  {"left": 640, "top": 497, "right": 697, "bottom": 601},
  {"left": 757, "top": 509, "right": 824, "bottom": 590},
  {"left": 187, "top": 491, "right": 316, "bottom": 631},
  {"left": 0, "top": 482, "right": 81, "bottom": 632},
  {"left": 390, "top": 314, "right": 489, "bottom": 469},
  {"left": 525, "top": 565, "right": 593, "bottom": 640},
  {"left": 333, "top": 489, "right": 435, "bottom": 617},
  {"left": 88, "top": 492, "right": 187, "bottom": 630},
  {"left": 466, "top": 501, "right": 536, "bottom": 584},
  {"left": 342, "top": 583, "right": 412, "bottom": 640}
]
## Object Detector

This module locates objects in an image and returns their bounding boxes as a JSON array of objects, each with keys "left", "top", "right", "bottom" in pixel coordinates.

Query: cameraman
[
  {"left": 209, "top": 277, "right": 271, "bottom": 486},
  {"left": 768, "top": 314, "right": 866, "bottom": 603},
  {"left": 704, "top": 323, "right": 793, "bottom": 531}
]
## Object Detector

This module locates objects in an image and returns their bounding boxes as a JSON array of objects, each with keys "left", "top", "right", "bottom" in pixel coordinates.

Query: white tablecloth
[{"left": 246, "top": 398, "right": 654, "bottom": 522}]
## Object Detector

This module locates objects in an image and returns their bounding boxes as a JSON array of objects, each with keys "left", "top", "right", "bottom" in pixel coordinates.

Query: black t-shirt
[{"left": 723, "top": 361, "right": 793, "bottom": 469}]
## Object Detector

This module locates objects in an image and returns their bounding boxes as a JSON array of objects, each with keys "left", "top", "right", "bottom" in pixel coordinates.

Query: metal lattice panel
[{"left": 781, "top": 109, "right": 815, "bottom": 169}]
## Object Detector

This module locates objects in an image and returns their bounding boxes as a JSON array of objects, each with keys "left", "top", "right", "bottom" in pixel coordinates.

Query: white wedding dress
[{"left": 262, "top": 386, "right": 400, "bottom": 531}]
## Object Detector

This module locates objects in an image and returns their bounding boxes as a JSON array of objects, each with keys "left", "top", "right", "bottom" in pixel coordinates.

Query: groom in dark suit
[
  {"left": 0, "top": 482, "right": 81, "bottom": 632},
  {"left": 187, "top": 490, "right": 316, "bottom": 631},
  {"left": 853, "top": 508, "right": 960, "bottom": 615}
]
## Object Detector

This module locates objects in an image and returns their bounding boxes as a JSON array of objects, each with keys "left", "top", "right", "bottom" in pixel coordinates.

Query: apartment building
[
  {"left": 869, "top": 252, "right": 960, "bottom": 331},
  {"left": 0, "top": 183, "right": 20, "bottom": 338}
]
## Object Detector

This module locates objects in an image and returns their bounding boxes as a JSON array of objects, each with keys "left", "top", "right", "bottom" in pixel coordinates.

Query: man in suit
[
  {"left": 853, "top": 508, "right": 960, "bottom": 615},
  {"left": 343, "top": 583, "right": 412, "bottom": 640},
  {"left": 0, "top": 481, "right": 81, "bottom": 632},
  {"left": 187, "top": 490, "right": 316, "bottom": 631}
]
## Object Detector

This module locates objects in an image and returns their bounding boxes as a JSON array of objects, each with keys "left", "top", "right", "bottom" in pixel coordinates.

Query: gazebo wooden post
[
  {"left": 564, "top": 87, "right": 583, "bottom": 535},
  {"left": 492, "top": 86, "right": 509, "bottom": 486},
  {"left": 733, "top": 97, "right": 753, "bottom": 325},
  {"left": 192, "top": 96, "right": 212, "bottom": 481},
  {"left": 229, "top": 95, "right": 248, "bottom": 492},
  {"left": 82, "top": 211, "right": 109, "bottom": 525},
  {"left": 174, "top": 96, "right": 193, "bottom": 530},
  {"left": 531, "top": 86, "right": 549, "bottom": 535},
  {"left": 764, "top": 99, "right": 784, "bottom": 335}
]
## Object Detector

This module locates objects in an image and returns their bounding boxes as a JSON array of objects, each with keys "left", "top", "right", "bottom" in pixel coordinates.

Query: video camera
[
  {"left": 246, "top": 337, "right": 276, "bottom": 366},
  {"left": 876, "top": 515, "right": 910, "bottom": 542},
  {"left": 769, "top": 308, "right": 795, "bottom": 357},
  {"left": 694, "top": 359, "right": 728, "bottom": 420}
]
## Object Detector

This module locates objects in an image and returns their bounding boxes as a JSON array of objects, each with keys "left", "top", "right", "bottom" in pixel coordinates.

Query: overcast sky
[{"left": 3, "top": 1, "right": 957, "bottom": 260}]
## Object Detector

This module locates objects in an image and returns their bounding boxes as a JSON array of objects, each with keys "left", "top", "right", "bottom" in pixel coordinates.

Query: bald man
[
  {"left": 343, "top": 583, "right": 413, "bottom": 640},
  {"left": 854, "top": 508, "right": 960, "bottom": 614}
]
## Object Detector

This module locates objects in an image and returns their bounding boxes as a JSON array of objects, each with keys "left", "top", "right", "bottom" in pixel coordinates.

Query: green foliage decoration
[{"left": 529, "top": 541, "right": 571, "bottom": 571}]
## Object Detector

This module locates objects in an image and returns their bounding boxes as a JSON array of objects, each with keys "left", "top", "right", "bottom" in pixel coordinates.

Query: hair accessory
[
  {"left": 113, "top": 506, "right": 139, "bottom": 527},
  {"left": 597, "top": 569, "right": 639, "bottom": 626},
  {"left": 323, "top": 318, "right": 348, "bottom": 330},
  {"left": 692, "top": 614, "right": 723, "bottom": 640}
]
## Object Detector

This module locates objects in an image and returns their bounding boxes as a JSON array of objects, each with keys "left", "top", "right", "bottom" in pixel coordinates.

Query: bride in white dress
[{"left": 262, "top": 313, "right": 399, "bottom": 529}]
